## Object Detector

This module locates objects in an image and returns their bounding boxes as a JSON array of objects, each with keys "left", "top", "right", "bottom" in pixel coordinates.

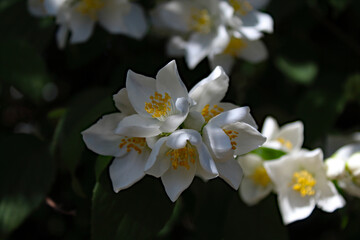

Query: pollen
[
  {"left": 251, "top": 166, "right": 271, "bottom": 187},
  {"left": 167, "top": 142, "right": 197, "bottom": 170},
  {"left": 189, "top": 8, "right": 212, "bottom": 34},
  {"left": 223, "top": 37, "right": 247, "bottom": 56},
  {"left": 119, "top": 137, "right": 146, "bottom": 154},
  {"left": 76, "top": 0, "right": 105, "bottom": 20},
  {"left": 201, "top": 104, "right": 224, "bottom": 123},
  {"left": 229, "top": 0, "right": 253, "bottom": 15},
  {"left": 145, "top": 92, "right": 172, "bottom": 120},
  {"left": 223, "top": 129, "right": 239, "bottom": 150},
  {"left": 277, "top": 137, "right": 293, "bottom": 150},
  {"left": 291, "top": 170, "right": 316, "bottom": 197}
]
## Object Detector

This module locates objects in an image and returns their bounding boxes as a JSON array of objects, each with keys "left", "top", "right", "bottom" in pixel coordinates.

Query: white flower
[
  {"left": 47, "top": 0, "right": 148, "bottom": 48},
  {"left": 152, "top": 0, "right": 233, "bottom": 69},
  {"left": 325, "top": 143, "right": 360, "bottom": 198},
  {"left": 28, "top": 0, "right": 49, "bottom": 16},
  {"left": 238, "top": 154, "right": 273, "bottom": 205},
  {"left": 264, "top": 149, "right": 345, "bottom": 225},
  {"left": 145, "top": 129, "right": 218, "bottom": 202},
  {"left": 261, "top": 116, "right": 304, "bottom": 153},
  {"left": 114, "top": 60, "right": 192, "bottom": 137},
  {"left": 82, "top": 90, "right": 151, "bottom": 192}
]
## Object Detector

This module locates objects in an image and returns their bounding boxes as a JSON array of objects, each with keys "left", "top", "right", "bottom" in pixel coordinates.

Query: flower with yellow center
[
  {"left": 264, "top": 149, "right": 345, "bottom": 225},
  {"left": 238, "top": 154, "right": 274, "bottom": 205},
  {"left": 145, "top": 129, "right": 218, "bottom": 202},
  {"left": 76, "top": 0, "right": 105, "bottom": 20},
  {"left": 189, "top": 8, "right": 212, "bottom": 34},
  {"left": 115, "top": 61, "right": 192, "bottom": 137}
]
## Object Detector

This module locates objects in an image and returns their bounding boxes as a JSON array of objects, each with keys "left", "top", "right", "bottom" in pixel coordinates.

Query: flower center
[
  {"left": 223, "top": 129, "right": 239, "bottom": 150},
  {"left": 167, "top": 143, "right": 197, "bottom": 170},
  {"left": 119, "top": 137, "right": 146, "bottom": 154},
  {"left": 189, "top": 8, "right": 212, "bottom": 34},
  {"left": 291, "top": 170, "right": 316, "bottom": 197},
  {"left": 76, "top": 0, "right": 105, "bottom": 20},
  {"left": 251, "top": 166, "right": 271, "bottom": 187},
  {"left": 223, "top": 37, "right": 247, "bottom": 56},
  {"left": 229, "top": 0, "right": 253, "bottom": 15},
  {"left": 145, "top": 92, "right": 172, "bottom": 120},
  {"left": 276, "top": 137, "right": 293, "bottom": 150},
  {"left": 201, "top": 104, "right": 224, "bottom": 122}
]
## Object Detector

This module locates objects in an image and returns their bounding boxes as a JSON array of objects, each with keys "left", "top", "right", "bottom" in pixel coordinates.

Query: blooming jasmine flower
[
  {"left": 115, "top": 60, "right": 193, "bottom": 137},
  {"left": 325, "top": 143, "right": 360, "bottom": 198},
  {"left": 264, "top": 149, "right": 345, "bottom": 225},
  {"left": 47, "top": 0, "right": 148, "bottom": 48},
  {"left": 82, "top": 89, "right": 151, "bottom": 192},
  {"left": 261, "top": 116, "right": 304, "bottom": 153},
  {"left": 238, "top": 153, "right": 273, "bottom": 205},
  {"left": 145, "top": 129, "right": 218, "bottom": 202}
]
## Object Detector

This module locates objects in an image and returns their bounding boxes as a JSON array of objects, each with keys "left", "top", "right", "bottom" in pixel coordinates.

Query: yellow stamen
[
  {"left": 291, "top": 170, "right": 316, "bottom": 197},
  {"left": 189, "top": 8, "right": 211, "bottom": 34},
  {"left": 167, "top": 142, "right": 197, "bottom": 170},
  {"left": 119, "top": 137, "right": 146, "bottom": 154},
  {"left": 223, "top": 129, "right": 239, "bottom": 150},
  {"left": 277, "top": 137, "right": 293, "bottom": 150},
  {"left": 229, "top": 0, "right": 253, "bottom": 15},
  {"left": 201, "top": 104, "right": 224, "bottom": 123},
  {"left": 76, "top": 0, "right": 105, "bottom": 20},
  {"left": 145, "top": 92, "right": 172, "bottom": 120},
  {"left": 223, "top": 37, "right": 247, "bottom": 56},
  {"left": 251, "top": 166, "right": 271, "bottom": 187}
]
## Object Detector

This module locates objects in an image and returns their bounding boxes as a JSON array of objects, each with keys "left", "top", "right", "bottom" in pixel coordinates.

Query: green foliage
[
  {"left": 0, "top": 134, "right": 55, "bottom": 238},
  {"left": 92, "top": 173, "right": 174, "bottom": 240},
  {"left": 250, "top": 147, "right": 287, "bottom": 160}
]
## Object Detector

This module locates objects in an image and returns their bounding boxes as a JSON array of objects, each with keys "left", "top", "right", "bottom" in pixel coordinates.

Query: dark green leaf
[
  {"left": 92, "top": 173, "right": 174, "bottom": 240},
  {"left": 250, "top": 147, "right": 287, "bottom": 160},
  {"left": 0, "top": 134, "right": 55, "bottom": 238}
]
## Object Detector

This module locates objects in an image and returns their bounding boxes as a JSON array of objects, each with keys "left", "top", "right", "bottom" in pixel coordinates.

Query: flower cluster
[
  {"left": 28, "top": 0, "right": 273, "bottom": 72},
  {"left": 82, "top": 60, "right": 266, "bottom": 202},
  {"left": 238, "top": 116, "right": 345, "bottom": 225}
]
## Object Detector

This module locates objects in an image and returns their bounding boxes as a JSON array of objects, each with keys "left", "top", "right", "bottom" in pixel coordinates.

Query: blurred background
[{"left": 0, "top": 0, "right": 359, "bottom": 239}]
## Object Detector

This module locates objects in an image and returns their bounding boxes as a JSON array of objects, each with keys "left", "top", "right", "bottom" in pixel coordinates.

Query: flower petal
[
  {"left": 109, "top": 149, "right": 150, "bottom": 192},
  {"left": 56, "top": 24, "right": 69, "bottom": 49},
  {"left": 145, "top": 137, "right": 170, "bottom": 177},
  {"left": 161, "top": 162, "right": 196, "bottom": 202},
  {"left": 113, "top": 88, "right": 136, "bottom": 115},
  {"left": 215, "top": 158, "right": 243, "bottom": 189},
  {"left": 237, "top": 39, "right": 268, "bottom": 63},
  {"left": 167, "top": 36, "right": 187, "bottom": 57},
  {"left": 189, "top": 66, "right": 229, "bottom": 111},
  {"left": 316, "top": 181, "right": 345, "bottom": 212},
  {"left": 261, "top": 116, "right": 279, "bottom": 140},
  {"left": 241, "top": 11, "right": 273, "bottom": 33},
  {"left": 82, "top": 113, "right": 126, "bottom": 157},
  {"left": 276, "top": 120, "right": 304, "bottom": 151},
  {"left": 209, "top": 106, "right": 257, "bottom": 129},
  {"left": 68, "top": 9, "right": 95, "bottom": 44},
  {"left": 98, "top": 2, "right": 148, "bottom": 39},
  {"left": 203, "top": 124, "right": 233, "bottom": 159},
  {"left": 208, "top": 54, "right": 235, "bottom": 74},
  {"left": 114, "top": 114, "right": 161, "bottom": 137},
  {"left": 240, "top": 177, "right": 272, "bottom": 206},
  {"left": 160, "top": 97, "right": 190, "bottom": 133},
  {"left": 196, "top": 143, "right": 218, "bottom": 178},
  {"left": 44, "top": 0, "right": 65, "bottom": 15}
]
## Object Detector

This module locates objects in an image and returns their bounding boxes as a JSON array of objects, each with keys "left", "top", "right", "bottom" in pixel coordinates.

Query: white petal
[
  {"left": 347, "top": 153, "right": 360, "bottom": 176},
  {"left": 56, "top": 24, "right": 69, "bottom": 49},
  {"left": 276, "top": 120, "right": 304, "bottom": 151},
  {"left": 112, "top": 88, "right": 136, "bottom": 115},
  {"left": 209, "top": 106, "right": 257, "bottom": 128},
  {"left": 82, "top": 113, "right": 126, "bottom": 157},
  {"left": 125, "top": 69, "right": 157, "bottom": 117},
  {"left": 241, "top": 11, "right": 273, "bottom": 33},
  {"left": 183, "top": 110, "right": 205, "bottom": 132},
  {"left": 28, "top": 0, "right": 47, "bottom": 16},
  {"left": 44, "top": 0, "right": 65, "bottom": 15},
  {"left": 109, "top": 149, "right": 150, "bottom": 192},
  {"left": 167, "top": 36, "right": 187, "bottom": 57},
  {"left": 316, "top": 181, "right": 345, "bottom": 212},
  {"left": 278, "top": 188, "right": 316, "bottom": 225},
  {"left": 160, "top": 97, "right": 190, "bottom": 133},
  {"left": 208, "top": 54, "right": 235, "bottom": 74},
  {"left": 186, "top": 25, "right": 230, "bottom": 69},
  {"left": 334, "top": 143, "right": 360, "bottom": 159},
  {"left": 68, "top": 10, "right": 95, "bottom": 44},
  {"left": 250, "top": 0, "right": 270, "bottom": 9},
  {"left": 161, "top": 162, "right": 196, "bottom": 202},
  {"left": 196, "top": 143, "right": 218, "bottom": 177},
  {"left": 203, "top": 124, "right": 233, "bottom": 159},
  {"left": 189, "top": 66, "right": 229, "bottom": 111},
  {"left": 239, "top": 27, "right": 263, "bottom": 40},
  {"left": 114, "top": 114, "right": 161, "bottom": 137},
  {"left": 325, "top": 157, "right": 346, "bottom": 179},
  {"left": 240, "top": 177, "right": 272, "bottom": 206},
  {"left": 237, "top": 39, "right": 268, "bottom": 63},
  {"left": 166, "top": 129, "right": 202, "bottom": 149},
  {"left": 261, "top": 116, "right": 279, "bottom": 140},
  {"left": 238, "top": 153, "right": 264, "bottom": 176},
  {"left": 216, "top": 158, "right": 243, "bottom": 189},
  {"left": 224, "top": 122, "right": 266, "bottom": 156},
  {"left": 99, "top": 2, "right": 148, "bottom": 39},
  {"left": 156, "top": 60, "right": 188, "bottom": 100},
  {"left": 145, "top": 137, "right": 170, "bottom": 177}
]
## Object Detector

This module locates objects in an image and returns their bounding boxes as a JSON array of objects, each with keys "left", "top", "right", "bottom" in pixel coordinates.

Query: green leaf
[
  {"left": 275, "top": 57, "right": 318, "bottom": 85},
  {"left": 0, "top": 39, "right": 50, "bottom": 103},
  {"left": 92, "top": 173, "right": 174, "bottom": 240},
  {"left": 250, "top": 147, "right": 287, "bottom": 160},
  {"left": 0, "top": 134, "right": 55, "bottom": 238},
  {"left": 94, "top": 156, "right": 112, "bottom": 181}
]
